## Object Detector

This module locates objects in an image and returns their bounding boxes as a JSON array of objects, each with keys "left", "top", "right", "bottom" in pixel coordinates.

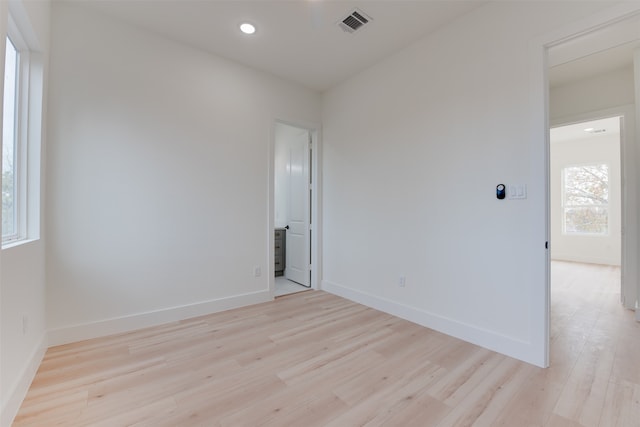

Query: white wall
[
  {"left": 550, "top": 132, "right": 621, "bottom": 265},
  {"left": 45, "top": 3, "right": 320, "bottom": 344},
  {"left": 321, "top": 1, "right": 619, "bottom": 367},
  {"left": 0, "top": 0, "right": 49, "bottom": 425},
  {"left": 550, "top": 66, "right": 634, "bottom": 119},
  {"left": 1, "top": 243, "right": 47, "bottom": 426}
]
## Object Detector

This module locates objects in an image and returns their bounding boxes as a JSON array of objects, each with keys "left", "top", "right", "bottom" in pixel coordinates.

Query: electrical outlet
[
  {"left": 398, "top": 276, "right": 406, "bottom": 287},
  {"left": 254, "top": 266, "right": 262, "bottom": 277},
  {"left": 22, "top": 315, "right": 28, "bottom": 335}
]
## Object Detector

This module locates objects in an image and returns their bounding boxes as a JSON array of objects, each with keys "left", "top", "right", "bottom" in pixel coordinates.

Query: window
[
  {"left": 3, "top": 37, "right": 19, "bottom": 242},
  {"left": 562, "top": 163, "right": 609, "bottom": 235},
  {"left": 1, "top": 13, "right": 43, "bottom": 247}
]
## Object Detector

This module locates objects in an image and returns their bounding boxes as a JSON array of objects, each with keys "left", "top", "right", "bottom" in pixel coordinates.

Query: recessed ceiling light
[
  {"left": 240, "top": 23, "right": 256, "bottom": 35},
  {"left": 584, "top": 127, "right": 606, "bottom": 134}
]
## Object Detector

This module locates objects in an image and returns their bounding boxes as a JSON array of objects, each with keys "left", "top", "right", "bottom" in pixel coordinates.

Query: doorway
[
  {"left": 549, "top": 117, "right": 623, "bottom": 344},
  {"left": 545, "top": 11, "right": 640, "bottom": 366},
  {"left": 550, "top": 117, "right": 622, "bottom": 268},
  {"left": 273, "top": 122, "right": 315, "bottom": 297}
]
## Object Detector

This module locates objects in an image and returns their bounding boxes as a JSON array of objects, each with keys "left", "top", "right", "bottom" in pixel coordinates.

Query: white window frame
[
  {"left": 561, "top": 162, "right": 610, "bottom": 236},
  {"left": 1, "top": 11, "right": 42, "bottom": 248}
]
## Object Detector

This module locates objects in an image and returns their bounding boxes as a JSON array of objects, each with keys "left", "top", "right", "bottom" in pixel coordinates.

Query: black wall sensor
[{"left": 497, "top": 184, "right": 506, "bottom": 200}]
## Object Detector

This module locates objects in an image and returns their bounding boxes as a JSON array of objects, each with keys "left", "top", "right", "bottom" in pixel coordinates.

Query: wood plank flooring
[{"left": 13, "top": 261, "right": 640, "bottom": 426}]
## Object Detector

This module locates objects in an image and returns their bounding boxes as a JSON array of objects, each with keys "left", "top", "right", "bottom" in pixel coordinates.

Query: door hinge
[{"left": 545, "top": 241, "right": 549, "bottom": 249}]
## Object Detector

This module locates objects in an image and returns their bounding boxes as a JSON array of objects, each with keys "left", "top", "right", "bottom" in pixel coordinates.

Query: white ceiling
[
  {"left": 77, "top": 0, "right": 487, "bottom": 92},
  {"left": 550, "top": 116, "right": 620, "bottom": 144},
  {"left": 549, "top": 42, "right": 637, "bottom": 88},
  {"left": 548, "top": 11, "right": 640, "bottom": 88}
]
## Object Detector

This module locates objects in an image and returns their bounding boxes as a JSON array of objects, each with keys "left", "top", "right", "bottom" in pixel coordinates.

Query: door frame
[
  {"left": 535, "top": 3, "right": 640, "bottom": 366},
  {"left": 268, "top": 119, "right": 322, "bottom": 298}
]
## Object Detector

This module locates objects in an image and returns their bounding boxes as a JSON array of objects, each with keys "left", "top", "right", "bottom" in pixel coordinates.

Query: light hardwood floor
[{"left": 13, "top": 261, "right": 640, "bottom": 426}]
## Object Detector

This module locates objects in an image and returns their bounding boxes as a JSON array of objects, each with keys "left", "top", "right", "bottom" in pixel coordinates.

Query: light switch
[{"left": 508, "top": 184, "right": 527, "bottom": 200}]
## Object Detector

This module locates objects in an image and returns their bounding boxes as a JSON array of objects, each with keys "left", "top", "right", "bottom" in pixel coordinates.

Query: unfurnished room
[{"left": 1, "top": 1, "right": 640, "bottom": 426}]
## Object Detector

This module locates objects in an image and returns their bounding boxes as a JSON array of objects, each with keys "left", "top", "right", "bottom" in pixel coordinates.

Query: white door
[{"left": 286, "top": 129, "right": 311, "bottom": 287}]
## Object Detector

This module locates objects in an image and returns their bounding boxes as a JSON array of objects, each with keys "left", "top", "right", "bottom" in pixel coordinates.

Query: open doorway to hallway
[
  {"left": 547, "top": 14, "right": 640, "bottom": 367},
  {"left": 547, "top": 11, "right": 640, "bottom": 321}
]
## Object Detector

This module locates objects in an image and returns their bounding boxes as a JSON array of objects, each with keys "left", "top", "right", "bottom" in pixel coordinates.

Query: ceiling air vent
[{"left": 338, "top": 9, "right": 372, "bottom": 34}]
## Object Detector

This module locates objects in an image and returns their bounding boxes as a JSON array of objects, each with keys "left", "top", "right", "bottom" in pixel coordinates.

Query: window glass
[
  {"left": 563, "top": 164, "right": 609, "bottom": 235},
  {"left": 2, "top": 37, "right": 18, "bottom": 241}
]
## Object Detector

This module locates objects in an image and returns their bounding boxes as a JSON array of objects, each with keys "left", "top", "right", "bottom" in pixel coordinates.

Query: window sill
[{"left": 2, "top": 237, "right": 39, "bottom": 250}]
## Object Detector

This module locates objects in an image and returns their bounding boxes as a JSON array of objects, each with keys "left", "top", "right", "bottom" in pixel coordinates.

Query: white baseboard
[
  {"left": 48, "top": 290, "right": 271, "bottom": 347},
  {"left": 1, "top": 332, "right": 48, "bottom": 427},
  {"left": 551, "top": 254, "right": 620, "bottom": 266},
  {"left": 321, "top": 280, "right": 541, "bottom": 367}
]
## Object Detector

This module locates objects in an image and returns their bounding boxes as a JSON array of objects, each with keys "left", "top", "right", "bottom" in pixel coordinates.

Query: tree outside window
[
  {"left": 2, "top": 37, "right": 18, "bottom": 241},
  {"left": 563, "top": 164, "right": 609, "bottom": 235}
]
